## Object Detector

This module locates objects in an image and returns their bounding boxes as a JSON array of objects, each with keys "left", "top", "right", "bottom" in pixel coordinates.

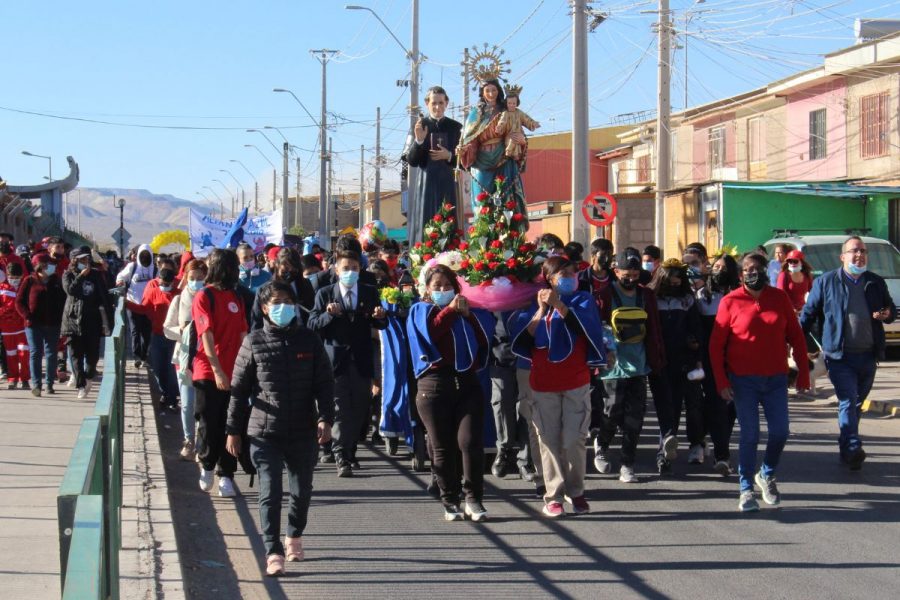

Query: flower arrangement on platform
[
  {"left": 380, "top": 286, "right": 416, "bottom": 310},
  {"left": 408, "top": 201, "right": 463, "bottom": 277},
  {"left": 459, "top": 175, "right": 539, "bottom": 286}
]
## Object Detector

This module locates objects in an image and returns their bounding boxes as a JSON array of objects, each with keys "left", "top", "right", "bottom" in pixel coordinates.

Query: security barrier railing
[{"left": 57, "top": 298, "right": 126, "bottom": 599}]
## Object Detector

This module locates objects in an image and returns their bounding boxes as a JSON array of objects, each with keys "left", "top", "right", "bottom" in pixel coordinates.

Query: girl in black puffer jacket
[{"left": 225, "top": 281, "right": 334, "bottom": 577}]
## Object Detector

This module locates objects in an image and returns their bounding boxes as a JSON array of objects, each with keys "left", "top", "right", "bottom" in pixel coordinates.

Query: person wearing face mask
[
  {"left": 801, "top": 236, "right": 895, "bottom": 471},
  {"left": 164, "top": 259, "right": 208, "bottom": 460},
  {"left": 406, "top": 264, "right": 491, "bottom": 521},
  {"left": 404, "top": 85, "right": 463, "bottom": 246},
  {"left": 61, "top": 247, "right": 112, "bottom": 400},
  {"left": 509, "top": 256, "right": 607, "bottom": 518},
  {"left": 236, "top": 243, "right": 272, "bottom": 293},
  {"left": 697, "top": 254, "right": 740, "bottom": 476},
  {"left": 0, "top": 262, "right": 30, "bottom": 389},
  {"left": 594, "top": 252, "right": 666, "bottom": 484},
  {"left": 308, "top": 250, "right": 388, "bottom": 478},
  {"left": 225, "top": 281, "right": 335, "bottom": 577},
  {"left": 710, "top": 252, "right": 809, "bottom": 512},
  {"left": 126, "top": 257, "right": 181, "bottom": 410},
  {"left": 378, "top": 239, "right": 403, "bottom": 285},
  {"left": 251, "top": 247, "right": 314, "bottom": 330},
  {"left": 0, "top": 237, "right": 26, "bottom": 379},
  {"left": 116, "top": 244, "right": 157, "bottom": 367},
  {"left": 16, "top": 256, "right": 66, "bottom": 396},
  {"left": 776, "top": 250, "right": 813, "bottom": 314}
]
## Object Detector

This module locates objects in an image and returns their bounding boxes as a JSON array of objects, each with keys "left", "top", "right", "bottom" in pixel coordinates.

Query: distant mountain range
[{"left": 63, "top": 188, "right": 217, "bottom": 250}]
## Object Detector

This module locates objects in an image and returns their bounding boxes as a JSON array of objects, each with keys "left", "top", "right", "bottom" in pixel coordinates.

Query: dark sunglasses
[{"left": 786, "top": 259, "right": 800, "bottom": 265}]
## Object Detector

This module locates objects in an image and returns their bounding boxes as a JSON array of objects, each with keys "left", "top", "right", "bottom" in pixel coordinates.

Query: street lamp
[
  {"left": 220, "top": 169, "right": 245, "bottom": 214},
  {"left": 245, "top": 144, "right": 279, "bottom": 211},
  {"left": 246, "top": 129, "right": 282, "bottom": 155},
  {"left": 345, "top": 3, "right": 419, "bottom": 222},
  {"left": 113, "top": 196, "right": 126, "bottom": 259},
  {"left": 213, "top": 179, "right": 235, "bottom": 216},
  {"left": 203, "top": 185, "right": 223, "bottom": 202},
  {"left": 230, "top": 159, "right": 259, "bottom": 212},
  {"left": 22, "top": 150, "right": 52, "bottom": 181},
  {"left": 272, "top": 88, "right": 321, "bottom": 127}
]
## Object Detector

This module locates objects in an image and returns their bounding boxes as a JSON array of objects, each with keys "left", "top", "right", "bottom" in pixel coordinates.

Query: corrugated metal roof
[{"left": 723, "top": 182, "right": 900, "bottom": 198}]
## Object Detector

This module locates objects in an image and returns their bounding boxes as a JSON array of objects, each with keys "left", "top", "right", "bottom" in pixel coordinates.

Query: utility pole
[
  {"left": 312, "top": 49, "right": 338, "bottom": 249},
  {"left": 272, "top": 169, "right": 277, "bottom": 212},
  {"left": 375, "top": 106, "right": 382, "bottom": 221},
  {"left": 296, "top": 156, "right": 302, "bottom": 229},
  {"left": 282, "top": 142, "right": 289, "bottom": 231},
  {"left": 406, "top": 1, "right": 421, "bottom": 231},
  {"left": 328, "top": 137, "right": 334, "bottom": 240},
  {"left": 655, "top": 0, "right": 672, "bottom": 247},
  {"left": 571, "top": 0, "right": 591, "bottom": 246},
  {"left": 359, "top": 145, "right": 366, "bottom": 228},
  {"left": 254, "top": 181, "right": 259, "bottom": 213}
]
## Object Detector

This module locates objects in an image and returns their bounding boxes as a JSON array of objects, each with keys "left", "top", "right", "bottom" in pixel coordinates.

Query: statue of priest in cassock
[{"left": 402, "top": 85, "right": 463, "bottom": 247}]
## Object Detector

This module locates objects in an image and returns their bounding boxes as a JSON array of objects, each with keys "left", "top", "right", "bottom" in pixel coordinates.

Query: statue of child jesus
[{"left": 499, "top": 84, "right": 540, "bottom": 161}]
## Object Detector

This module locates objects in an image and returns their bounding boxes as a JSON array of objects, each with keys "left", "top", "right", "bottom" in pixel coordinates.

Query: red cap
[
  {"left": 786, "top": 249, "right": 805, "bottom": 262},
  {"left": 266, "top": 246, "right": 282, "bottom": 263}
]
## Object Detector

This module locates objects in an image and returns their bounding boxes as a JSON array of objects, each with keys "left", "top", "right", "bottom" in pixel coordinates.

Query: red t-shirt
[
  {"left": 776, "top": 271, "right": 813, "bottom": 312},
  {"left": 530, "top": 331, "right": 590, "bottom": 393},
  {"left": 191, "top": 287, "right": 247, "bottom": 382}
]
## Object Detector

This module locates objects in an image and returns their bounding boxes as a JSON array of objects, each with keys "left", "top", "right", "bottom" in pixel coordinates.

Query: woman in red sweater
[
  {"left": 710, "top": 252, "right": 809, "bottom": 513},
  {"left": 776, "top": 249, "right": 813, "bottom": 314}
]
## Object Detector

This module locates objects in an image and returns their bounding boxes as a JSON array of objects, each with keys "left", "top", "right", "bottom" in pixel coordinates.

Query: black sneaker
[
  {"left": 464, "top": 500, "right": 488, "bottom": 522},
  {"left": 386, "top": 437, "right": 399, "bottom": 456},
  {"left": 337, "top": 462, "right": 353, "bottom": 478},
  {"left": 534, "top": 482, "right": 546, "bottom": 499},
  {"left": 491, "top": 452, "right": 510, "bottom": 479},
  {"left": 847, "top": 447, "right": 866, "bottom": 471},
  {"left": 46, "top": 384, "right": 56, "bottom": 395},
  {"left": 518, "top": 463, "right": 537, "bottom": 483},
  {"left": 657, "top": 455, "right": 672, "bottom": 475},
  {"left": 443, "top": 503, "right": 464, "bottom": 521},
  {"left": 319, "top": 453, "right": 336, "bottom": 464},
  {"left": 426, "top": 475, "right": 441, "bottom": 498}
]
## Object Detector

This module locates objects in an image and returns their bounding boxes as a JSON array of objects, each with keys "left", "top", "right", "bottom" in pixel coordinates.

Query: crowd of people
[{"left": 1, "top": 229, "right": 893, "bottom": 578}]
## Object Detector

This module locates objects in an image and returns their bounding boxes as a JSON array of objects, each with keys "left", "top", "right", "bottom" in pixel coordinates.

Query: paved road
[{"left": 158, "top": 382, "right": 900, "bottom": 600}]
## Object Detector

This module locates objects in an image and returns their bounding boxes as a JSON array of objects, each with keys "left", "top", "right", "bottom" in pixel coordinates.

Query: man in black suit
[
  {"left": 308, "top": 234, "right": 378, "bottom": 294},
  {"left": 403, "top": 85, "right": 463, "bottom": 246},
  {"left": 308, "top": 250, "right": 387, "bottom": 477}
]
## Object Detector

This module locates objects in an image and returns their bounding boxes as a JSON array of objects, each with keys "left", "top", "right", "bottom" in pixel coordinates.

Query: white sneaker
[
  {"left": 688, "top": 444, "right": 705, "bottom": 464},
  {"left": 619, "top": 465, "right": 638, "bottom": 483},
  {"left": 77, "top": 388, "right": 88, "bottom": 400},
  {"left": 662, "top": 435, "right": 678, "bottom": 461},
  {"left": 84, "top": 379, "right": 93, "bottom": 395},
  {"left": 66, "top": 374, "right": 77, "bottom": 387},
  {"left": 199, "top": 468, "right": 215, "bottom": 492},
  {"left": 218, "top": 476, "right": 237, "bottom": 497}
]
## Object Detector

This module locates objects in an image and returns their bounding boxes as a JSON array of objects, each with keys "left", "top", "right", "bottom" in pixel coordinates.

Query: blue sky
[{"left": 2, "top": 0, "right": 895, "bottom": 207}]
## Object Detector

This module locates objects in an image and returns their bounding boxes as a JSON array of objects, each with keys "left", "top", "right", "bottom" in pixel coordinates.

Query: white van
[{"left": 763, "top": 235, "right": 900, "bottom": 345}]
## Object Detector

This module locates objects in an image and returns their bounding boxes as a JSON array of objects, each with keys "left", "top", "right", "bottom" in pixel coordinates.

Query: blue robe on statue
[{"left": 378, "top": 300, "right": 414, "bottom": 446}]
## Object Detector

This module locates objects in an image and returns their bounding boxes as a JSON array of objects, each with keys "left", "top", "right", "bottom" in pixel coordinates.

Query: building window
[
  {"left": 708, "top": 126, "right": 725, "bottom": 177},
  {"left": 860, "top": 92, "right": 889, "bottom": 159},
  {"left": 637, "top": 155, "right": 650, "bottom": 183},
  {"left": 748, "top": 117, "right": 765, "bottom": 164},
  {"left": 809, "top": 109, "right": 827, "bottom": 160}
]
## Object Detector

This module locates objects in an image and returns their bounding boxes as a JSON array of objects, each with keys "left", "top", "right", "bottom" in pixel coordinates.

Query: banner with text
[{"left": 189, "top": 209, "right": 283, "bottom": 257}]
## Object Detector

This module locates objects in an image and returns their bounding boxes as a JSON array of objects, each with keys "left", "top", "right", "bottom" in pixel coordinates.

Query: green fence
[{"left": 57, "top": 298, "right": 126, "bottom": 599}]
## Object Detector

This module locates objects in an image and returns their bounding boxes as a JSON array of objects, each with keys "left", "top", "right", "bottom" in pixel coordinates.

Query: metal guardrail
[{"left": 57, "top": 298, "right": 126, "bottom": 599}]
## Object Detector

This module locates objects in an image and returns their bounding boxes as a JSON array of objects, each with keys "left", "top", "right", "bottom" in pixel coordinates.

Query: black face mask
[
  {"left": 280, "top": 271, "right": 296, "bottom": 283},
  {"left": 0, "top": 243, "right": 11, "bottom": 254},
  {"left": 743, "top": 271, "right": 766, "bottom": 291},
  {"left": 596, "top": 253, "right": 611, "bottom": 269},
  {"left": 619, "top": 277, "right": 637, "bottom": 290},
  {"left": 139, "top": 254, "right": 152, "bottom": 267},
  {"left": 711, "top": 271, "right": 729, "bottom": 290},
  {"left": 159, "top": 268, "right": 175, "bottom": 284}
]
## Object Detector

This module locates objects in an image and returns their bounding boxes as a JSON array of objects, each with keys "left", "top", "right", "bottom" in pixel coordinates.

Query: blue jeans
[
  {"left": 25, "top": 325, "right": 60, "bottom": 389},
  {"left": 825, "top": 352, "right": 877, "bottom": 456},
  {"left": 149, "top": 334, "right": 178, "bottom": 404},
  {"left": 180, "top": 381, "right": 196, "bottom": 444},
  {"left": 729, "top": 374, "right": 790, "bottom": 492},
  {"left": 250, "top": 434, "right": 319, "bottom": 556}
]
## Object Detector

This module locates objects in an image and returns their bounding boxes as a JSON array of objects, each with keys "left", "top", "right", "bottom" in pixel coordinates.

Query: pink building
[
  {"left": 782, "top": 79, "right": 848, "bottom": 180},
  {"left": 691, "top": 113, "right": 738, "bottom": 182}
]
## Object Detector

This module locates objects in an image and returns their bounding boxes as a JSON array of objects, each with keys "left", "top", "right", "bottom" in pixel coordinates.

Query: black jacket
[
  {"left": 60, "top": 268, "right": 112, "bottom": 337},
  {"left": 250, "top": 277, "right": 315, "bottom": 331},
  {"left": 307, "top": 282, "right": 387, "bottom": 378},
  {"left": 226, "top": 320, "right": 335, "bottom": 438}
]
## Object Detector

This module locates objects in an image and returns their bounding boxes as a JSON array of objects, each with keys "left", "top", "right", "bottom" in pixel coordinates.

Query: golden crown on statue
[
  {"left": 504, "top": 84, "right": 523, "bottom": 97},
  {"left": 462, "top": 43, "right": 511, "bottom": 87}
]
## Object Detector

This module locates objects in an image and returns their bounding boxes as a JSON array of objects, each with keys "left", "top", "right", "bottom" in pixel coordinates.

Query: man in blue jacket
[{"left": 800, "top": 236, "right": 896, "bottom": 470}]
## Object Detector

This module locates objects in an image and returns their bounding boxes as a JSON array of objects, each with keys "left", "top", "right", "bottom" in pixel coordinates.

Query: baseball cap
[{"left": 615, "top": 251, "right": 641, "bottom": 271}]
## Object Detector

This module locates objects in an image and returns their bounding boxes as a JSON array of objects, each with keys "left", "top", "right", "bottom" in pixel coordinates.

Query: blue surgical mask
[
  {"left": 642, "top": 261, "right": 655, "bottom": 273},
  {"left": 45, "top": 264, "right": 56, "bottom": 275},
  {"left": 554, "top": 276, "right": 578, "bottom": 296},
  {"left": 160, "top": 285, "right": 173, "bottom": 292},
  {"left": 339, "top": 270, "right": 359, "bottom": 287},
  {"left": 846, "top": 263, "right": 867, "bottom": 276},
  {"left": 268, "top": 303, "right": 296, "bottom": 327},
  {"left": 188, "top": 280, "right": 204, "bottom": 292},
  {"left": 431, "top": 289, "right": 456, "bottom": 307}
]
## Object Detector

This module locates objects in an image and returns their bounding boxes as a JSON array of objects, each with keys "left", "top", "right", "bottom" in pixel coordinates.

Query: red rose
[
  {"left": 480, "top": 206, "right": 490, "bottom": 215},
  {"left": 525, "top": 258, "right": 534, "bottom": 266},
  {"left": 505, "top": 200, "right": 516, "bottom": 210},
  {"left": 490, "top": 240, "right": 502, "bottom": 249},
  {"left": 459, "top": 241, "right": 469, "bottom": 250},
  {"left": 488, "top": 261, "right": 500, "bottom": 270},
  {"left": 423, "top": 253, "right": 433, "bottom": 261},
  {"left": 425, "top": 240, "right": 433, "bottom": 248},
  {"left": 508, "top": 231, "right": 519, "bottom": 239},
  {"left": 460, "top": 260, "right": 470, "bottom": 269},
  {"left": 475, "top": 260, "right": 485, "bottom": 270},
  {"left": 512, "top": 213, "right": 524, "bottom": 221},
  {"left": 496, "top": 175, "right": 506, "bottom": 183},
  {"left": 429, "top": 231, "right": 439, "bottom": 239},
  {"left": 484, "top": 252, "right": 496, "bottom": 260},
  {"left": 415, "top": 242, "right": 422, "bottom": 249},
  {"left": 433, "top": 214, "right": 443, "bottom": 223},
  {"left": 506, "top": 258, "right": 517, "bottom": 268},
  {"left": 518, "top": 244, "right": 529, "bottom": 253},
  {"left": 444, "top": 203, "right": 454, "bottom": 211},
  {"left": 447, "top": 216, "right": 455, "bottom": 223},
  {"left": 468, "top": 226, "right": 476, "bottom": 234},
  {"left": 494, "top": 222, "right": 504, "bottom": 229},
  {"left": 476, "top": 191, "right": 489, "bottom": 201}
]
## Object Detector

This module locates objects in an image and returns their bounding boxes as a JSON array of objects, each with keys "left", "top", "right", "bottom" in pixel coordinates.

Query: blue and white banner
[{"left": 189, "top": 209, "right": 283, "bottom": 257}]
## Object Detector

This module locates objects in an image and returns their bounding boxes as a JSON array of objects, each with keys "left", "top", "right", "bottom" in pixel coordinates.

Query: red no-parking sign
[{"left": 581, "top": 192, "right": 618, "bottom": 227}]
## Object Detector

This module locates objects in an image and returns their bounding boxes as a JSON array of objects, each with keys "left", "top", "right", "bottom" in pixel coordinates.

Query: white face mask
[{"left": 788, "top": 264, "right": 802, "bottom": 274}]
